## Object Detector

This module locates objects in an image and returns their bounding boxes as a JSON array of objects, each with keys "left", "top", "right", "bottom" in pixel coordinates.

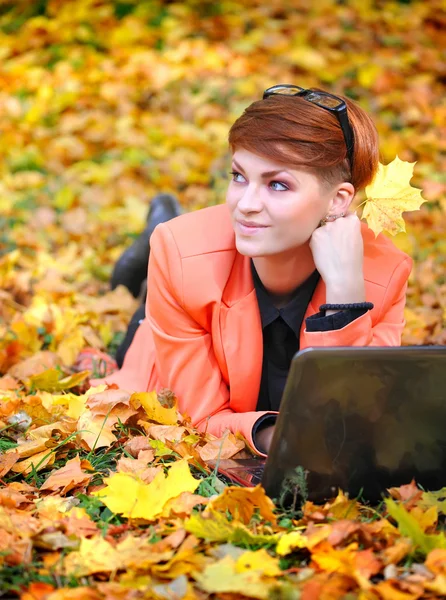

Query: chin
[{"left": 235, "top": 238, "right": 263, "bottom": 257}]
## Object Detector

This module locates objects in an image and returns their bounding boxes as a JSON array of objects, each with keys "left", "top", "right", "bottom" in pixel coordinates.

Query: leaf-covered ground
[{"left": 0, "top": 1, "right": 445, "bottom": 598}]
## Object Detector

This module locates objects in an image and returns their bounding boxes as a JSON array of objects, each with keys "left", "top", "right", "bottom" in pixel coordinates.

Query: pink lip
[{"left": 236, "top": 220, "right": 269, "bottom": 235}]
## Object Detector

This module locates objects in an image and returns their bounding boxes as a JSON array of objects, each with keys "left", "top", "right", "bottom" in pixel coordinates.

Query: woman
[{"left": 94, "top": 85, "right": 412, "bottom": 455}]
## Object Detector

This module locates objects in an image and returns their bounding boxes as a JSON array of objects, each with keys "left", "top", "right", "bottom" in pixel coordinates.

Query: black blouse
[{"left": 250, "top": 260, "right": 371, "bottom": 444}]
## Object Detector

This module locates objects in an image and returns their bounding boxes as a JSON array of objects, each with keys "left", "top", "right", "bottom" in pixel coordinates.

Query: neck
[{"left": 252, "top": 243, "right": 317, "bottom": 302}]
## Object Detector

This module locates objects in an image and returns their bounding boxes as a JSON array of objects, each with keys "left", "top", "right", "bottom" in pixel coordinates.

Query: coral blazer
[{"left": 99, "top": 204, "right": 412, "bottom": 453}]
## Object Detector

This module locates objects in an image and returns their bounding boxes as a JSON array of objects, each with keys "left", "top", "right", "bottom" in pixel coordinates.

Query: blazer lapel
[{"left": 220, "top": 251, "right": 263, "bottom": 413}]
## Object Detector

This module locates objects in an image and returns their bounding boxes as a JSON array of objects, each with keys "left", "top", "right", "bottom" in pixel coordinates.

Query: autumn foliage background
[{"left": 0, "top": 1, "right": 445, "bottom": 598}]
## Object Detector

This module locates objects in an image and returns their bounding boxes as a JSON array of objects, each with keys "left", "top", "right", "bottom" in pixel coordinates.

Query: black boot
[
  {"left": 115, "top": 303, "right": 146, "bottom": 368},
  {"left": 111, "top": 193, "right": 182, "bottom": 297}
]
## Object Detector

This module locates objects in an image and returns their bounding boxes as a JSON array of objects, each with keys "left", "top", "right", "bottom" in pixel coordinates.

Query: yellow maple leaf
[
  {"left": 276, "top": 529, "right": 309, "bottom": 556},
  {"left": 362, "top": 156, "right": 426, "bottom": 237},
  {"left": 132, "top": 391, "right": 179, "bottom": 425},
  {"left": 185, "top": 509, "right": 239, "bottom": 542},
  {"left": 93, "top": 458, "right": 199, "bottom": 520},
  {"left": 64, "top": 534, "right": 173, "bottom": 577},
  {"left": 236, "top": 549, "right": 282, "bottom": 577},
  {"left": 56, "top": 328, "right": 85, "bottom": 366},
  {"left": 27, "top": 369, "right": 89, "bottom": 392},
  {"left": 63, "top": 536, "right": 121, "bottom": 577},
  {"left": 195, "top": 555, "right": 274, "bottom": 600}
]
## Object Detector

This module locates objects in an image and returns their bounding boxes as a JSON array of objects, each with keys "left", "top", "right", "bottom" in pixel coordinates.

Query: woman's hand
[{"left": 309, "top": 213, "right": 366, "bottom": 305}]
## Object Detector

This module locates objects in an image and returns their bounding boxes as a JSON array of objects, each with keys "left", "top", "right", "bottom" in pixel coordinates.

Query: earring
[{"left": 320, "top": 212, "right": 345, "bottom": 226}]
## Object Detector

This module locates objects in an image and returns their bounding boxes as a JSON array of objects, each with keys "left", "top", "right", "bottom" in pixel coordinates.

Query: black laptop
[{"left": 211, "top": 346, "right": 446, "bottom": 503}]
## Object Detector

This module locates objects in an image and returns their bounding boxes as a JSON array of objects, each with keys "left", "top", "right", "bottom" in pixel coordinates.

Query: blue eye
[
  {"left": 230, "top": 171, "right": 245, "bottom": 183},
  {"left": 270, "top": 181, "right": 289, "bottom": 191}
]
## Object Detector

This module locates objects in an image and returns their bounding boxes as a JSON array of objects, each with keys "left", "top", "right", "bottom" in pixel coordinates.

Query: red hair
[{"left": 228, "top": 90, "right": 379, "bottom": 191}]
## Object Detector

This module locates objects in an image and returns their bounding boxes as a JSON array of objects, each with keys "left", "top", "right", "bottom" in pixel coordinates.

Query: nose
[{"left": 236, "top": 183, "right": 263, "bottom": 214}]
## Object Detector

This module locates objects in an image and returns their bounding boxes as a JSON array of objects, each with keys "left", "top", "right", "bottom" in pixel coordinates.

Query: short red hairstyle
[{"left": 228, "top": 90, "right": 379, "bottom": 191}]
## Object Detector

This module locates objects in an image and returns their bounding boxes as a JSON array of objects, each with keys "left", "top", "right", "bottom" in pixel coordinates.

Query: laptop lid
[{"left": 262, "top": 346, "right": 446, "bottom": 503}]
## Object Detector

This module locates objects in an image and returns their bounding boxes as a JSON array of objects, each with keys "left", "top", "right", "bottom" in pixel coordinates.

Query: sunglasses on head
[{"left": 263, "top": 84, "right": 355, "bottom": 169}]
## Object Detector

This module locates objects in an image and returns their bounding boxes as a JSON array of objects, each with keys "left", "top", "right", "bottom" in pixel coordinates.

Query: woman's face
[{"left": 226, "top": 148, "right": 335, "bottom": 258}]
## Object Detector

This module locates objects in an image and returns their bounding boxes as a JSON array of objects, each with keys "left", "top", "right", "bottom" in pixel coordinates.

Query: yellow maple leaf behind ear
[{"left": 362, "top": 156, "right": 426, "bottom": 237}]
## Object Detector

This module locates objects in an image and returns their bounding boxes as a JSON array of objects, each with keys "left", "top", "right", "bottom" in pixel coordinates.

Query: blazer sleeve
[
  {"left": 146, "top": 224, "right": 275, "bottom": 456},
  {"left": 302, "top": 256, "right": 413, "bottom": 347}
]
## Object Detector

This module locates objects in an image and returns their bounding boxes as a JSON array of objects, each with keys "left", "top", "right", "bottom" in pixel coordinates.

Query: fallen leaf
[
  {"left": 0, "top": 452, "right": 19, "bottom": 477},
  {"left": 123, "top": 435, "right": 152, "bottom": 457},
  {"left": 143, "top": 424, "right": 187, "bottom": 443},
  {"left": 8, "top": 352, "right": 62, "bottom": 381},
  {"left": 27, "top": 369, "right": 90, "bottom": 392},
  {"left": 161, "top": 491, "right": 210, "bottom": 518},
  {"left": 388, "top": 480, "right": 423, "bottom": 509},
  {"left": 386, "top": 498, "right": 446, "bottom": 555},
  {"left": 185, "top": 509, "right": 239, "bottom": 542},
  {"left": 236, "top": 548, "right": 282, "bottom": 577},
  {"left": 116, "top": 452, "right": 161, "bottom": 483},
  {"left": 93, "top": 459, "right": 199, "bottom": 520},
  {"left": 63, "top": 536, "right": 122, "bottom": 577},
  {"left": 195, "top": 555, "right": 274, "bottom": 599},
  {"left": 40, "top": 456, "right": 95, "bottom": 495},
  {"left": 206, "top": 484, "right": 277, "bottom": 525},
  {"left": 132, "top": 391, "right": 179, "bottom": 425},
  {"left": 419, "top": 489, "right": 446, "bottom": 516},
  {"left": 0, "top": 375, "right": 19, "bottom": 390},
  {"left": 12, "top": 449, "right": 56, "bottom": 475},
  {"left": 86, "top": 388, "right": 132, "bottom": 414},
  {"left": 198, "top": 431, "right": 245, "bottom": 461}
]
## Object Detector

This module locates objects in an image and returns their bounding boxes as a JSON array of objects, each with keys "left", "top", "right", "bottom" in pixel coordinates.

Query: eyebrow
[{"left": 232, "top": 159, "right": 291, "bottom": 178}]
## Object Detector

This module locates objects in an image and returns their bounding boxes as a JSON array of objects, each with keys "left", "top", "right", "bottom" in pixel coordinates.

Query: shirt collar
[{"left": 250, "top": 259, "right": 320, "bottom": 337}]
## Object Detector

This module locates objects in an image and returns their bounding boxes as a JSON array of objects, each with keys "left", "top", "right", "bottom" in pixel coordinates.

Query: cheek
[
  {"left": 270, "top": 194, "right": 321, "bottom": 236},
  {"left": 270, "top": 199, "right": 308, "bottom": 226},
  {"left": 225, "top": 186, "right": 237, "bottom": 212}
]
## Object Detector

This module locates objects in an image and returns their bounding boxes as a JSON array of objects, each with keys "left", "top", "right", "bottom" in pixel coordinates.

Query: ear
[{"left": 327, "top": 182, "right": 355, "bottom": 216}]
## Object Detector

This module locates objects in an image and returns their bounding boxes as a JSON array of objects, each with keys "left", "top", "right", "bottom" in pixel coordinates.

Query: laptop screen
[{"left": 262, "top": 346, "right": 446, "bottom": 503}]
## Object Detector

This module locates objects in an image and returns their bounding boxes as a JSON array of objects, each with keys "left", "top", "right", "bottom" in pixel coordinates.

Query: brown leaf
[
  {"left": 144, "top": 424, "right": 186, "bottom": 443},
  {"left": 0, "top": 451, "right": 19, "bottom": 477},
  {"left": 381, "top": 539, "right": 413, "bottom": 566},
  {"left": 0, "top": 483, "right": 36, "bottom": 509},
  {"left": 123, "top": 435, "right": 152, "bottom": 457},
  {"left": 162, "top": 491, "right": 210, "bottom": 518},
  {"left": 0, "top": 374, "right": 20, "bottom": 390},
  {"left": 40, "top": 456, "right": 95, "bottom": 495},
  {"left": 8, "top": 351, "right": 63, "bottom": 381},
  {"left": 116, "top": 451, "right": 161, "bottom": 484},
  {"left": 388, "top": 480, "right": 423, "bottom": 510},
  {"left": 86, "top": 388, "right": 132, "bottom": 415},
  {"left": 198, "top": 432, "right": 245, "bottom": 462},
  {"left": 8, "top": 438, "right": 57, "bottom": 460}
]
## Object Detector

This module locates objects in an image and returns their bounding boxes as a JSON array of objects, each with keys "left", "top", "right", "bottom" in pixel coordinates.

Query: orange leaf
[
  {"left": 40, "top": 456, "right": 95, "bottom": 495},
  {"left": 86, "top": 388, "right": 132, "bottom": 415},
  {"left": 373, "top": 580, "right": 424, "bottom": 600},
  {"left": 388, "top": 479, "right": 423, "bottom": 510},
  {"left": 425, "top": 548, "right": 446, "bottom": 575},
  {"left": 206, "top": 484, "right": 276, "bottom": 525},
  {"left": 162, "top": 491, "right": 210, "bottom": 518},
  {"left": 20, "top": 582, "right": 55, "bottom": 600},
  {"left": 0, "top": 452, "right": 19, "bottom": 477}
]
